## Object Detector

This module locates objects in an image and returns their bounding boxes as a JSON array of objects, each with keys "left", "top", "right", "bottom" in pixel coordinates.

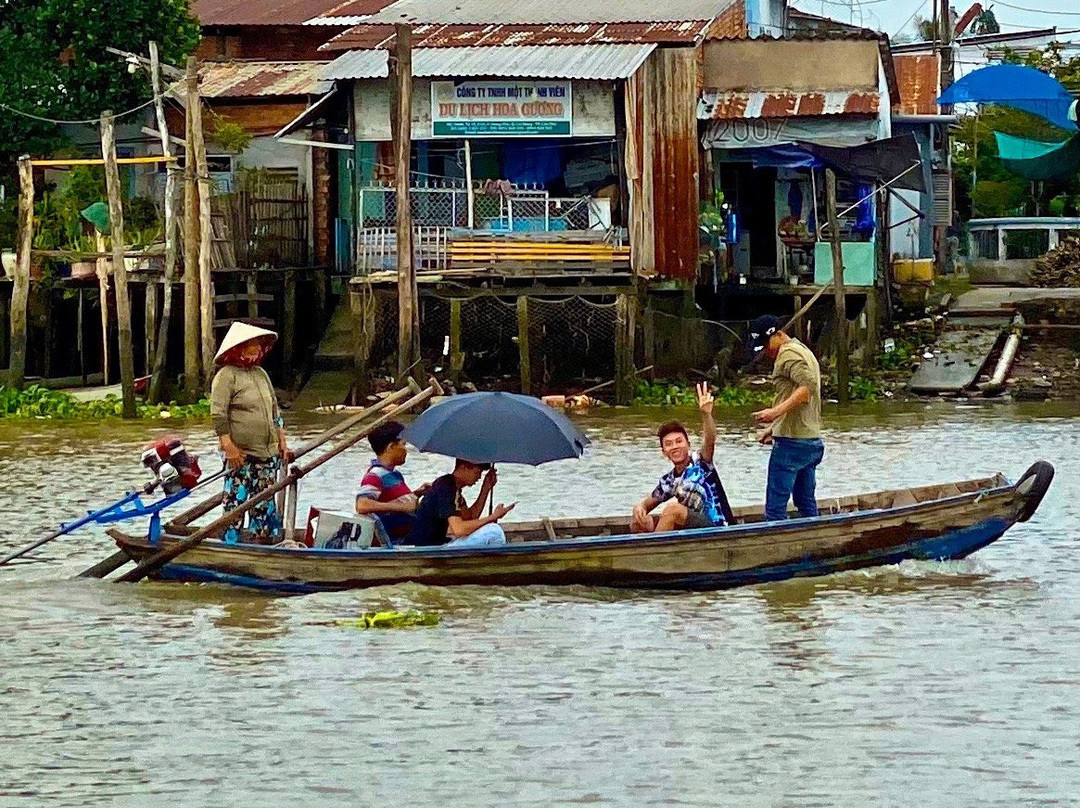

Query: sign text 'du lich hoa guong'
[{"left": 430, "top": 80, "right": 573, "bottom": 137}]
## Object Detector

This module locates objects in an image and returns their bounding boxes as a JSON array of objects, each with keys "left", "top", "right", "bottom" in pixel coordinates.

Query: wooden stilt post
[
  {"left": 145, "top": 279, "right": 158, "bottom": 373},
  {"left": 825, "top": 168, "right": 850, "bottom": 405},
  {"left": 517, "top": 296, "right": 531, "bottom": 394},
  {"left": 863, "top": 287, "right": 881, "bottom": 372},
  {"left": 392, "top": 23, "right": 419, "bottom": 381},
  {"left": 101, "top": 112, "right": 137, "bottom": 418},
  {"left": 615, "top": 293, "right": 636, "bottom": 405},
  {"left": 0, "top": 292, "right": 9, "bottom": 370},
  {"left": 464, "top": 139, "right": 475, "bottom": 229},
  {"left": 149, "top": 40, "right": 178, "bottom": 403},
  {"left": 9, "top": 156, "right": 33, "bottom": 387},
  {"left": 95, "top": 231, "right": 110, "bottom": 386},
  {"left": 448, "top": 298, "right": 464, "bottom": 384},
  {"left": 282, "top": 269, "right": 296, "bottom": 385},
  {"left": 183, "top": 57, "right": 201, "bottom": 396},
  {"left": 188, "top": 57, "right": 215, "bottom": 388}
]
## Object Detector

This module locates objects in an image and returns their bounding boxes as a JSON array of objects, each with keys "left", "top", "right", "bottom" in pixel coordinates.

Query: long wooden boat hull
[{"left": 109, "top": 463, "right": 1054, "bottom": 595}]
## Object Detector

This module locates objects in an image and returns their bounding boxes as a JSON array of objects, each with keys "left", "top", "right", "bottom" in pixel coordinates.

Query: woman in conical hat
[{"left": 209, "top": 322, "right": 291, "bottom": 545}]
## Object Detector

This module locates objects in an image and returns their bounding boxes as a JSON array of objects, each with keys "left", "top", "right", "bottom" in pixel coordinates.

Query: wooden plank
[
  {"left": 212, "top": 317, "right": 275, "bottom": 329},
  {"left": 30, "top": 156, "right": 176, "bottom": 167},
  {"left": 213, "top": 293, "right": 275, "bottom": 304}
]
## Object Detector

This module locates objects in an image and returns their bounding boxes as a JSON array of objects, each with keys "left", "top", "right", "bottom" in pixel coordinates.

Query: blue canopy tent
[{"left": 937, "top": 64, "right": 1080, "bottom": 180}]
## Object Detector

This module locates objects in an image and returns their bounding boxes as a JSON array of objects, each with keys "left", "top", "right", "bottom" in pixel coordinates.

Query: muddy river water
[{"left": 0, "top": 402, "right": 1077, "bottom": 806}]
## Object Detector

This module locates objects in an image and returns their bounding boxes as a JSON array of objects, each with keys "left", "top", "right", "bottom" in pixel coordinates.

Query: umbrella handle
[{"left": 488, "top": 464, "right": 495, "bottom": 516}]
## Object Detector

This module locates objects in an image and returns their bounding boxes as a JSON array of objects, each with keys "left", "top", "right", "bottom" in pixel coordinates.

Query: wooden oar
[
  {"left": 117, "top": 380, "right": 442, "bottom": 584},
  {"left": 166, "top": 380, "right": 422, "bottom": 529}
]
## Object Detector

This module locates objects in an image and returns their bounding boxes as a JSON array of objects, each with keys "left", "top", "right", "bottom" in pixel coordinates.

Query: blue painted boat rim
[
  {"left": 154, "top": 516, "right": 1013, "bottom": 595},
  {"left": 151, "top": 481, "right": 1020, "bottom": 560}
]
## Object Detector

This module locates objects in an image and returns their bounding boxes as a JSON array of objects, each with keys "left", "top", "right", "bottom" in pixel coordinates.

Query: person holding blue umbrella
[
  {"left": 403, "top": 459, "right": 515, "bottom": 548},
  {"left": 397, "top": 391, "right": 590, "bottom": 548}
]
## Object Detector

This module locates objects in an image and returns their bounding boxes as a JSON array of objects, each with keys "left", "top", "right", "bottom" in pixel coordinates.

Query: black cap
[{"left": 746, "top": 315, "right": 783, "bottom": 355}]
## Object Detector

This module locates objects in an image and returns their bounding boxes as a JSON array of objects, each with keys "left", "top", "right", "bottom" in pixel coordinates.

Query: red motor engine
[{"left": 141, "top": 436, "right": 202, "bottom": 495}]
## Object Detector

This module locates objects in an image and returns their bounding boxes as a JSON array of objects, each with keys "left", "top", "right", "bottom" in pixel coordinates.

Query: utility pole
[
  {"left": 101, "top": 112, "right": 137, "bottom": 418},
  {"left": 392, "top": 23, "right": 419, "bottom": 380},
  {"left": 826, "top": 169, "right": 850, "bottom": 405},
  {"left": 183, "top": 57, "right": 201, "bottom": 396},
  {"left": 939, "top": 0, "right": 954, "bottom": 103},
  {"left": 148, "top": 40, "right": 178, "bottom": 403},
  {"left": 937, "top": 0, "right": 955, "bottom": 274}
]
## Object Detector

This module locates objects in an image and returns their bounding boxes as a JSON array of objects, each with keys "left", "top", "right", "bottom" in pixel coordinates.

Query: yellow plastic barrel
[{"left": 893, "top": 258, "right": 935, "bottom": 284}]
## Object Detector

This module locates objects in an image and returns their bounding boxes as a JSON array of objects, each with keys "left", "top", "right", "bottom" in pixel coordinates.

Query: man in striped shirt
[{"left": 355, "top": 421, "right": 426, "bottom": 542}]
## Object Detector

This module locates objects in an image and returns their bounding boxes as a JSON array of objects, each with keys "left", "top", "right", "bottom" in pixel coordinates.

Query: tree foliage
[
  {"left": 953, "top": 44, "right": 1080, "bottom": 220},
  {"left": 0, "top": 0, "right": 199, "bottom": 180}
]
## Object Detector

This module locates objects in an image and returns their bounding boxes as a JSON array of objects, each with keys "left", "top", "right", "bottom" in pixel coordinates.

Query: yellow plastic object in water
[{"left": 334, "top": 611, "right": 440, "bottom": 629}]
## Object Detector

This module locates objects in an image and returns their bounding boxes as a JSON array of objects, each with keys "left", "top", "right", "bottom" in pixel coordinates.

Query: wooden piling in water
[
  {"left": 148, "top": 40, "right": 179, "bottom": 404},
  {"left": 282, "top": 270, "right": 297, "bottom": 385},
  {"left": 189, "top": 58, "right": 215, "bottom": 388},
  {"left": 183, "top": 57, "right": 202, "bottom": 397},
  {"left": 101, "top": 112, "right": 137, "bottom": 418},
  {"left": 392, "top": 23, "right": 420, "bottom": 381},
  {"left": 615, "top": 293, "right": 636, "bottom": 405},
  {"left": 9, "top": 156, "right": 33, "bottom": 387},
  {"left": 517, "top": 296, "right": 531, "bottom": 394},
  {"left": 449, "top": 298, "right": 464, "bottom": 384},
  {"left": 825, "top": 168, "right": 850, "bottom": 405}
]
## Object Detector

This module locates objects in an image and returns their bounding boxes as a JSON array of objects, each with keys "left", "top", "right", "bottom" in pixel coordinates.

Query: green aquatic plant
[
  {"left": 848, "top": 376, "right": 882, "bottom": 402},
  {"left": 632, "top": 381, "right": 771, "bottom": 408},
  {"left": 0, "top": 385, "right": 210, "bottom": 420}
]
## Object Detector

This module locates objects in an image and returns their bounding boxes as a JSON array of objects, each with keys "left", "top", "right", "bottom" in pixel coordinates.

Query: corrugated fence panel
[{"left": 649, "top": 47, "right": 699, "bottom": 281}]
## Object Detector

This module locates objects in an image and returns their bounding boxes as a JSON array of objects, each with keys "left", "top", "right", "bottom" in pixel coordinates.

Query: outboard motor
[{"left": 141, "top": 437, "right": 202, "bottom": 495}]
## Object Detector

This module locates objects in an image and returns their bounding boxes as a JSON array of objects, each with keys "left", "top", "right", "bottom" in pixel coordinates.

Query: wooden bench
[{"left": 449, "top": 239, "right": 630, "bottom": 269}]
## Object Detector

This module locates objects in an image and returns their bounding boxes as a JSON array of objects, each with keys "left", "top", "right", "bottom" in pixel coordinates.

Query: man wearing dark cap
[
  {"left": 405, "top": 459, "right": 514, "bottom": 548},
  {"left": 747, "top": 315, "right": 824, "bottom": 521}
]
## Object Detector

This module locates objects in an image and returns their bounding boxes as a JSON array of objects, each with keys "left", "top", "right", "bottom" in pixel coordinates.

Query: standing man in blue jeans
[{"left": 747, "top": 315, "right": 824, "bottom": 521}]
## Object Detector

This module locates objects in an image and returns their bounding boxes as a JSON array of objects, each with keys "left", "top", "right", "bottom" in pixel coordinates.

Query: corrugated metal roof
[
  {"left": 698, "top": 90, "right": 880, "bottom": 120},
  {"left": 320, "top": 20, "right": 710, "bottom": 51},
  {"left": 346, "top": 0, "right": 735, "bottom": 25},
  {"left": 893, "top": 54, "right": 939, "bottom": 116},
  {"left": 198, "top": 61, "right": 332, "bottom": 98},
  {"left": 325, "top": 43, "right": 657, "bottom": 80},
  {"left": 193, "top": 0, "right": 392, "bottom": 26}
]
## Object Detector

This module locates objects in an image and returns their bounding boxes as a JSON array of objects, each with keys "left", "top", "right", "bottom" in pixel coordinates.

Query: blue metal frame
[{"left": 87, "top": 488, "right": 194, "bottom": 542}]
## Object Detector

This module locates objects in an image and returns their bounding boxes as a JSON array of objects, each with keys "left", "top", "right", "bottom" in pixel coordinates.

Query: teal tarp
[{"left": 994, "top": 132, "right": 1080, "bottom": 180}]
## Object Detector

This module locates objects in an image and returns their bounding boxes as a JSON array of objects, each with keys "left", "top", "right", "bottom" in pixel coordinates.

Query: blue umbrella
[{"left": 402, "top": 392, "right": 589, "bottom": 465}]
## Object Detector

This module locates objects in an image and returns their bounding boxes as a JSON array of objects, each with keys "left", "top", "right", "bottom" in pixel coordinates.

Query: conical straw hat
[{"left": 214, "top": 322, "right": 278, "bottom": 364}]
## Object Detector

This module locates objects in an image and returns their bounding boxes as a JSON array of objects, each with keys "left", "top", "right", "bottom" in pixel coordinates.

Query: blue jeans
[
  {"left": 447, "top": 523, "right": 507, "bottom": 548},
  {"left": 765, "top": 438, "right": 825, "bottom": 521}
]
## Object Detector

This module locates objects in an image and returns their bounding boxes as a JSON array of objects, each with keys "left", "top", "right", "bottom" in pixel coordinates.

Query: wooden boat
[{"left": 109, "top": 462, "right": 1054, "bottom": 595}]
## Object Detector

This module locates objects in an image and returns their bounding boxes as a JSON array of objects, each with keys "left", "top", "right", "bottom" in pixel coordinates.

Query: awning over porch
[{"left": 710, "top": 134, "right": 926, "bottom": 193}]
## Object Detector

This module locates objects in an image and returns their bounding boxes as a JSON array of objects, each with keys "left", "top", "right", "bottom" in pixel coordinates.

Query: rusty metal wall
[{"left": 647, "top": 47, "right": 700, "bottom": 281}]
